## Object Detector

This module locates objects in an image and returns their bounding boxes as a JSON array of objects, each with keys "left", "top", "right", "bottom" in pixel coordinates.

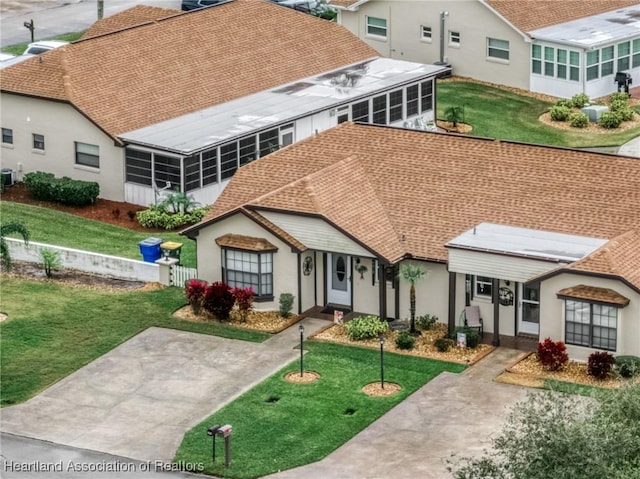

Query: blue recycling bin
[{"left": 138, "top": 237, "right": 163, "bottom": 263}]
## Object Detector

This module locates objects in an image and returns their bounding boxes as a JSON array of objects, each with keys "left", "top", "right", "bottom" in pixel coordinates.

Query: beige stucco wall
[
  {"left": 397, "top": 261, "right": 450, "bottom": 323},
  {"left": 539, "top": 273, "right": 640, "bottom": 362},
  {"left": 339, "top": 0, "right": 531, "bottom": 90},
  {"left": 1, "top": 94, "right": 125, "bottom": 201}
]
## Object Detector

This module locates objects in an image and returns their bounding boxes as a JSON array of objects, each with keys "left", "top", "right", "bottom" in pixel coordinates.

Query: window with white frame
[
  {"left": 633, "top": 38, "right": 640, "bottom": 68},
  {"left": 2, "top": 128, "right": 13, "bottom": 144},
  {"left": 565, "top": 300, "right": 617, "bottom": 351},
  {"left": 544, "top": 46, "right": 554, "bottom": 76},
  {"left": 421, "top": 25, "right": 432, "bottom": 42},
  {"left": 389, "top": 89, "right": 403, "bottom": 122},
  {"left": 75, "top": 142, "right": 99, "bottom": 168},
  {"left": 366, "top": 17, "right": 387, "bottom": 38},
  {"left": 372, "top": 94, "right": 387, "bottom": 125},
  {"left": 618, "top": 41, "right": 631, "bottom": 71},
  {"left": 487, "top": 38, "right": 509, "bottom": 60},
  {"left": 33, "top": 133, "right": 45, "bottom": 150},
  {"left": 586, "top": 50, "right": 599, "bottom": 81},
  {"left": 222, "top": 249, "right": 273, "bottom": 299},
  {"left": 532, "top": 45, "right": 579, "bottom": 81},
  {"left": 449, "top": 31, "right": 460, "bottom": 45},
  {"left": 475, "top": 276, "right": 493, "bottom": 297}
]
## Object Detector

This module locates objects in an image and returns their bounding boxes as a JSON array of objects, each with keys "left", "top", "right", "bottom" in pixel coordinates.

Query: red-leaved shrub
[
  {"left": 232, "top": 286, "right": 254, "bottom": 322},
  {"left": 203, "top": 281, "right": 235, "bottom": 320},
  {"left": 588, "top": 351, "right": 616, "bottom": 380},
  {"left": 537, "top": 337, "right": 569, "bottom": 371},
  {"left": 185, "top": 279, "right": 208, "bottom": 314}
]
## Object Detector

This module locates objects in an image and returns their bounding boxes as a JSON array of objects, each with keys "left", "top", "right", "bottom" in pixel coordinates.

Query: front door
[
  {"left": 518, "top": 283, "right": 540, "bottom": 335},
  {"left": 327, "top": 253, "right": 351, "bottom": 306}
]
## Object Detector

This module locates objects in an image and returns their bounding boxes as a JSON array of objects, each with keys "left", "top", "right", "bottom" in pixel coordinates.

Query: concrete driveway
[{"left": 0, "top": 323, "right": 325, "bottom": 462}]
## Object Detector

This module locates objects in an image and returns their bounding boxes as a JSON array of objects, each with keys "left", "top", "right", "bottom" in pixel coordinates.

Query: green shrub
[
  {"left": 417, "top": 314, "right": 438, "bottom": 330},
  {"left": 451, "top": 326, "right": 480, "bottom": 348},
  {"left": 345, "top": 315, "right": 389, "bottom": 341},
  {"left": 39, "top": 248, "right": 62, "bottom": 278},
  {"left": 599, "top": 111, "right": 623, "bottom": 129},
  {"left": 23, "top": 171, "right": 99, "bottom": 206},
  {"left": 549, "top": 105, "right": 571, "bottom": 121},
  {"left": 569, "top": 112, "right": 589, "bottom": 128},
  {"left": 537, "top": 337, "right": 569, "bottom": 371},
  {"left": 588, "top": 351, "right": 616, "bottom": 380},
  {"left": 395, "top": 331, "right": 415, "bottom": 350},
  {"left": 609, "top": 92, "right": 629, "bottom": 106},
  {"left": 619, "top": 108, "right": 635, "bottom": 122},
  {"left": 555, "top": 98, "right": 573, "bottom": 108},
  {"left": 434, "top": 337, "right": 454, "bottom": 352},
  {"left": 571, "top": 93, "right": 590, "bottom": 108},
  {"left": 614, "top": 356, "right": 640, "bottom": 378},
  {"left": 609, "top": 98, "right": 628, "bottom": 112},
  {"left": 279, "top": 293, "right": 294, "bottom": 318},
  {"left": 136, "top": 204, "right": 210, "bottom": 230},
  {"left": 161, "top": 191, "right": 200, "bottom": 214}
]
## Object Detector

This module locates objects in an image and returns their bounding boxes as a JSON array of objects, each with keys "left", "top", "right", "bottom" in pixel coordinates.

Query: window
[
  {"left": 239, "top": 137, "right": 257, "bottom": 166},
  {"left": 449, "top": 31, "right": 460, "bottom": 45},
  {"left": 406, "top": 84, "right": 419, "bottom": 117},
  {"left": 532, "top": 44, "right": 542, "bottom": 74},
  {"left": 421, "top": 25, "right": 432, "bottom": 42},
  {"left": 557, "top": 49, "right": 567, "bottom": 79},
  {"left": 223, "top": 249, "right": 273, "bottom": 298},
  {"left": 475, "top": 276, "right": 492, "bottom": 297},
  {"left": 125, "top": 149, "right": 152, "bottom": 186},
  {"left": 75, "top": 142, "right": 99, "bottom": 168},
  {"left": 220, "top": 142, "right": 238, "bottom": 180},
  {"left": 565, "top": 300, "right": 617, "bottom": 351},
  {"left": 184, "top": 154, "right": 200, "bottom": 192},
  {"left": 601, "top": 46, "right": 614, "bottom": 77},
  {"left": 2, "top": 128, "right": 13, "bottom": 144},
  {"left": 544, "top": 46, "right": 554, "bottom": 76},
  {"left": 618, "top": 41, "right": 630, "bottom": 71},
  {"left": 279, "top": 124, "right": 294, "bottom": 147},
  {"left": 366, "top": 17, "right": 387, "bottom": 38},
  {"left": 633, "top": 38, "right": 640, "bottom": 68},
  {"left": 351, "top": 100, "right": 369, "bottom": 123},
  {"left": 586, "top": 50, "right": 599, "bottom": 81},
  {"left": 372, "top": 95, "right": 387, "bottom": 124},
  {"left": 569, "top": 51, "right": 580, "bottom": 81},
  {"left": 487, "top": 38, "right": 509, "bottom": 60},
  {"left": 154, "top": 154, "right": 180, "bottom": 188},
  {"left": 33, "top": 133, "right": 45, "bottom": 150},
  {"left": 420, "top": 80, "right": 433, "bottom": 112},
  {"left": 258, "top": 129, "right": 279, "bottom": 157},
  {"left": 202, "top": 148, "right": 218, "bottom": 186},
  {"left": 389, "top": 89, "right": 403, "bottom": 122}
]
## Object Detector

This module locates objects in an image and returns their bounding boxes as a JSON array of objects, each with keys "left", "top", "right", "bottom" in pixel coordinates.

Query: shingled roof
[
  {"left": 80, "top": 5, "right": 180, "bottom": 39},
  {"left": 0, "top": 0, "right": 377, "bottom": 139},
  {"left": 484, "top": 0, "right": 640, "bottom": 33},
  {"left": 185, "top": 122, "right": 640, "bottom": 273}
]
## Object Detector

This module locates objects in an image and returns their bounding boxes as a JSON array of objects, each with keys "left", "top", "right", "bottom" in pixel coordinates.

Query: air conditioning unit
[{"left": 1, "top": 168, "right": 16, "bottom": 187}]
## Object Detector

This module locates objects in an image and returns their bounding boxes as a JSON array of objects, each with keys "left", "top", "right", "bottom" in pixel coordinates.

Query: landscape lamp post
[
  {"left": 299, "top": 324, "right": 305, "bottom": 377},
  {"left": 378, "top": 335, "right": 385, "bottom": 389}
]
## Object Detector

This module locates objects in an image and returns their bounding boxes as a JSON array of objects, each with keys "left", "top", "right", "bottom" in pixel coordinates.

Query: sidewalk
[{"left": 618, "top": 135, "right": 640, "bottom": 158}]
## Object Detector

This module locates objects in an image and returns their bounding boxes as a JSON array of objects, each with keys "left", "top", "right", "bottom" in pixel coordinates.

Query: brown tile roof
[
  {"left": 485, "top": 0, "right": 640, "bottom": 33},
  {"left": 215, "top": 233, "right": 278, "bottom": 252},
  {"left": 80, "top": 5, "right": 180, "bottom": 39},
  {"left": 562, "top": 230, "right": 640, "bottom": 291},
  {"left": 189, "top": 122, "right": 640, "bottom": 270},
  {"left": 0, "top": 0, "right": 377, "bottom": 138},
  {"left": 330, "top": 0, "right": 360, "bottom": 7},
  {"left": 557, "top": 285, "right": 630, "bottom": 307}
]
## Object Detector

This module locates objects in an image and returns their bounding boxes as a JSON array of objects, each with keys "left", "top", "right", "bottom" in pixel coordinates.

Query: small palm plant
[
  {"left": 0, "top": 221, "right": 30, "bottom": 270},
  {"left": 399, "top": 262, "right": 428, "bottom": 334},
  {"left": 444, "top": 105, "right": 464, "bottom": 128},
  {"left": 40, "top": 248, "right": 62, "bottom": 278}
]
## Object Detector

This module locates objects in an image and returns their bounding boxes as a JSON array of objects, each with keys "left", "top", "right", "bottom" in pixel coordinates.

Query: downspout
[
  {"left": 297, "top": 252, "right": 302, "bottom": 314},
  {"left": 438, "top": 11, "right": 449, "bottom": 64},
  {"left": 492, "top": 278, "right": 500, "bottom": 346},
  {"left": 313, "top": 250, "right": 317, "bottom": 306},
  {"left": 448, "top": 272, "right": 456, "bottom": 336},
  {"left": 378, "top": 259, "right": 387, "bottom": 321}
]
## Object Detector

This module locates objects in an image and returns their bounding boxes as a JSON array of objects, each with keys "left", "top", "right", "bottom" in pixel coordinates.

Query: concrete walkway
[
  {"left": 0, "top": 318, "right": 327, "bottom": 463},
  {"left": 267, "top": 347, "right": 530, "bottom": 479},
  {"left": 618, "top": 134, "right": 640, "bottom": 158}
]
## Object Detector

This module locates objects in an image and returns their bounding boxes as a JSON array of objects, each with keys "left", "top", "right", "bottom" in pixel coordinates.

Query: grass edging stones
[{"left": 175, "top": 341, "right": 465, "bottom": 478}]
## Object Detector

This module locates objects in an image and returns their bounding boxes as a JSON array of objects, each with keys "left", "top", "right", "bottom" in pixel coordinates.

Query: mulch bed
[
  {"left": 173, "top": 306, "right": 301, "bottom": 334},
  {"left": 285, "top": 371, "right": 320, "bottom": 383},
  {"left": 362, "top": 382, "right": 401, "bottom": 397}
]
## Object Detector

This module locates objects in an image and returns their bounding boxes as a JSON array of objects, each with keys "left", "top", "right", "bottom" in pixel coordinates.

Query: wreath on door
[{"left": 498, "top": 287, "right": 514, "bottom": 306}]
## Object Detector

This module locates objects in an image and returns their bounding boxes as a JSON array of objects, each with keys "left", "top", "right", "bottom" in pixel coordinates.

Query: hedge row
[{"left": 23, "top": 172, "right": 99, "bottom": 206}]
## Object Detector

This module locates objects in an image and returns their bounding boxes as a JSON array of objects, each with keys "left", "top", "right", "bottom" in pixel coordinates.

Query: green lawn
[
  {"left": 1, "top": 32, "right": 85, "bottom": 56},
  {"left": 175, "top": 341, "right": 465, "bottom": 478},
  {"left": 437, "top": 81, "right": 640, "bottom": 148},
  {"left": 0, "top": 202, "right": 196, "bottom": 268},
  {"left": 0, "top": 278, "right": 269, "bottom": 406}
]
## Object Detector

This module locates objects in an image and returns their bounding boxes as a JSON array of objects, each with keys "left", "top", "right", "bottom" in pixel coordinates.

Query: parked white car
[{"left": 23, "top": 40, "right": 68, "bottom": 55}]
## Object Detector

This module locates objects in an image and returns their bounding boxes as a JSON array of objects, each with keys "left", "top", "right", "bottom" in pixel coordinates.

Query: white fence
[
  {"left": 6, "top": 238, "right": 159, "bottom": 282},
  {"left": 171, "top": 264, "right": 198, "bottom": 286}
]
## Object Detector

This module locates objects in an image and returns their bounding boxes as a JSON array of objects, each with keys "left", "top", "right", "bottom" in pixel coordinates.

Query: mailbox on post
[{"left": 207, "top": 424, "right": 232, "bottom": 467}]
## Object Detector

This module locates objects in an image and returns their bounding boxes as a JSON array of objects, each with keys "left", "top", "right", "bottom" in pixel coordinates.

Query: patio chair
[{"left": 462, "top": 305, "right": 483, "bottom": 337}]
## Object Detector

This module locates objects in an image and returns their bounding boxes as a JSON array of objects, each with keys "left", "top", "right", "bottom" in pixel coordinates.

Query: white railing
[
  {"left": 171, "top": 264, "right": 198, "bottom": 286},
  {"left": 5, "top": 238, "right": 159, "bottom": 282}
]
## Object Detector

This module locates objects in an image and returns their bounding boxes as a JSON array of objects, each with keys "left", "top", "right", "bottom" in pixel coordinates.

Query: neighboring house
[
  {"left": 0, "top": 0, "right": 446, "bottom": 206},
  {"left": 182, "top": 122, "right": 640, "bottom": 361},
  {"left": 332, "top": 0, "right": 640, "bottom": 98}
]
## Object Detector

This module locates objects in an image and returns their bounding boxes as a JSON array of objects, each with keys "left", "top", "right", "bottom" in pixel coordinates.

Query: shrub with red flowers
[
  {"left": 537, "top": 337, "right": 569, "bottom": 371},
  {"left": 232, "top": 286, "right": 254, "bottom": 322},
  {"left": 203, "top": 281, "right": 235, "bottom": 320},
  {"left": 588, "top": 351, "right": 616, "bottom": 380},
  {"left": 185, "top": 279, "right": 208, "bottom": 314}
]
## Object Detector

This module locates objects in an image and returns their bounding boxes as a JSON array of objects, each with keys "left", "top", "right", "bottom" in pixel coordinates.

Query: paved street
[{"left": 1, "top": 0, "right": 181, "bottom": 47}]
